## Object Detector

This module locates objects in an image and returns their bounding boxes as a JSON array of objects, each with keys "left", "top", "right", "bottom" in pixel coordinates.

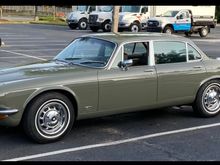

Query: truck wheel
[
  {"left": 102, "top": 21, "right": 111, "bottom": 32},
  {"left": 193, "top": 80, "right": 220, "bottom": 117},
  {"left": 163, "top": 26, "right": 173, "bottom": 34},
  {"left": 90, "top": 26, "right": 99, "bottom": 32},
  {"left": 78, "top": 19, "right": 88, "bottom": 30},
  {"left": 22, "top": 92, "right": 75, "bottom": 143},
  {"left": 199, "top": 27, "right": 209, "bottom": 37},
  {"left": 185, "top": 32, "right": 192, "bottom": 37},
  {"left": 129, "top": 22, "right": 141, "bottom": 32},
  {"left": 68, "top": 24, "right": 77, "bottom": 30}
]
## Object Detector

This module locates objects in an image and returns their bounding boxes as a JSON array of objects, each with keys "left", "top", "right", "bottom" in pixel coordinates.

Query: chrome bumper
[{"left": 0, "top": 109, "right": 18, "bottom": 115}]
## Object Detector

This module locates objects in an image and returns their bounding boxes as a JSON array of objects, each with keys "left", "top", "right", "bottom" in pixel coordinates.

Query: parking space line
[
  {"left": 4, "top": 122, "right": 220, "bottom": 161},
  {"left": 0, "top": 50, "right": 47, "bottom": 61}
]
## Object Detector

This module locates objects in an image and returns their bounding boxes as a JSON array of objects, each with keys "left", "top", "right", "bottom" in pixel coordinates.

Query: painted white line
[
  {"left": 0, "top": 56, "right": 53, "bottom": 59},
  {"left": 4, "top": 122, "right": 220, "bottom": 161},
  {"left": 5, "top": 49, "right": 61, "bottom": 52},
  {"left": 2, "top": 38, "right": 46, "bottom": 40},
  {"left": 6, "top": 44, "right": 67, "bottom": 47},
  {"left": 0, "top": 50, "right": 47, "bottom": 61}
]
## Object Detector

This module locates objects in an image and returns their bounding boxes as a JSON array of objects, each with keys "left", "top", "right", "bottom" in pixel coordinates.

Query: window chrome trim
[{"left": 186, "top": 42, "right": 203, "bottom": 63}]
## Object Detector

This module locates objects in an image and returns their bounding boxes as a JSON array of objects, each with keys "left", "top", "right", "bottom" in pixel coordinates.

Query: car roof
[{"left": 82, "top": 32, "right": 194, "bottom": 45}]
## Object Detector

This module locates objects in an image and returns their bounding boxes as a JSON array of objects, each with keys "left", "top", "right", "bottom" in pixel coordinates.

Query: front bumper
[{"left": 66, "top": 19, "right": 78, "bottom": 25}]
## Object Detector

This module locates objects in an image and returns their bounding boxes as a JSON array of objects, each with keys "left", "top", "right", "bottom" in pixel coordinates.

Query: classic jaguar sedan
[{"left": 1, "top": 33, "right": 220, "bottom": 143}]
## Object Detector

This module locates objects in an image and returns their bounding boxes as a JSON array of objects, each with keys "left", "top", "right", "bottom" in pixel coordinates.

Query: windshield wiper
[
  {"left": 80, "top": 61, "right": 107, "bottom": 65},
  {"left": 64, "top": 57, "right": 82, "bottom": 61}
]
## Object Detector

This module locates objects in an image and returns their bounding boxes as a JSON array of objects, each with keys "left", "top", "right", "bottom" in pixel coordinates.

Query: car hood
[
  {"left": 68, "top": 11, "right": 86, "bottom": 19},
  {"left": 0, "top": 61, "right": 91, "bottom": 84}
]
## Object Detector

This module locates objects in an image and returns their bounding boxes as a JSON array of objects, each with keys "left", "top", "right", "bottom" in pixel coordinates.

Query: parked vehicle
[
  {"left": 118, "top": 6, "right": 149, "bottom": 32},
  {"left": 1, "top": 33, "right": 220, "bottom": 143},
  {"left": 88, "top": 6, "right": 113, "bottom": 32},
  {"left": 146, "top": 9, "right": 216, "bottom": 37},
  {"left": 66, "top": 6, "right": 97, "bottom": 30}
]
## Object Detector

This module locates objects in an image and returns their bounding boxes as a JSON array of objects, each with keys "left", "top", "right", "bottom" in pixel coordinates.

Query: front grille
[
  {"left": 147, "top": 20, "right": 159, "bottom": 27},
  {"left": 89, "top": 15, "right": 98, "bottom": 23}
]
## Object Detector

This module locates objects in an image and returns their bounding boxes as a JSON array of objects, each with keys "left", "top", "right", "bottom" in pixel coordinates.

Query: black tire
[
  {"left": 193, "top": 80, "right": 220, "bottom": 117},
  {"left": 163, "top": 26, "right": 174, "bottom": 34},
  {"left": 22, "top": 92, "right": 75, "bottom": 143},
  {"left": 68, "top": 24, "right": 77, "bottom": 30},
  {"left": 102, "top": 21, "right": 111, "bottom": 32},
  {"left": 129, "top": 22, "right": 141, "bottom": 32},
  {"left": 78, "top": 18, "right": 88, "bottom": 30},
  {"left": 184, "top": 31, "right": 192, "bottom": 37},
  {"left": 199, "top": 26, "right": 209, "bottom": 37},
  {"left": 90, "top": 26, "right": 99, "bottom": 32}
]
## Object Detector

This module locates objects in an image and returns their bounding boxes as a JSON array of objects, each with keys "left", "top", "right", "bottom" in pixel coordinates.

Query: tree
[{"left": 112, "top": 6, "right": 120, "bottom": 33}]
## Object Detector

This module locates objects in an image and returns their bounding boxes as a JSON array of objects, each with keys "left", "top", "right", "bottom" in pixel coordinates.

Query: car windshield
[
  {"left": 162, "top": 10, "right": 179, "bottom": 17},
  {"left": 54, "top": 37, "right": 116, "bottom": 68},
  {"left": 98, "top": 6, "right": 113, "bottom": 12},
  {"left": 121, "top": 6, "right": 141, "bottom": 13},
  {"left": 77, "top": 6, "right": 88, "bottom": 12}
]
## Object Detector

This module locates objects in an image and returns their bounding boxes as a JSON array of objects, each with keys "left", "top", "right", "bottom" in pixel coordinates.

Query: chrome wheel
[
  {"left": 35, "top": 99, "right": 70, "bottom": 139},
  {"left": 202, "top": 83, "right": 220, "bottom": 113},
  {"left": 80, "top": 21, "right": 87, "bottom": 29},
  {"left": 201, "top": 28, "right": 208, "bottom": 36},
  {"left": 104, "top": 23, "right": 111, "bottom": 31},
  {"left": 165, "top": 29, "right": 172, "bottom": 34},
  {"left": 131, "top": 25, "right": 139, "bottom": 32}
]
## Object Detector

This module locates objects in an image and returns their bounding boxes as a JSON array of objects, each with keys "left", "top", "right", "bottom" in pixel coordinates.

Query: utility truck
[
  {"left": 146, "top": 6, "right": 216, "bottom": 37},
  {"left": 66, "top": 6, "right": 97, "bottom": 30}
]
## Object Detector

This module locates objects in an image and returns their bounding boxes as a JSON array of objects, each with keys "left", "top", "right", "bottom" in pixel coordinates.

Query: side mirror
[{"left": 118, "top": 59, "right": 133, "bottom": 70}]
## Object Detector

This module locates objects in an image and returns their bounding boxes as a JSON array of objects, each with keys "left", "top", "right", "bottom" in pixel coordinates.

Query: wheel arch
[
  {"left": 79, "top": 17, "right": 88, "bottom": 22},
  {"left": 23, "top": 87, "right": 79, "bottom": 120},
  {"left": 163, "top": 24, "right": 174, "bottom": 31}
]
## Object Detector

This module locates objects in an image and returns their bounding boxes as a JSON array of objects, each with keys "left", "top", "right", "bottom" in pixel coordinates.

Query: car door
[
  {"left": 98, "top": 42, "right": 157, "bottom": 113},
  {"left": 153, "top": 41, "right": 207, "bottom": 105},
  {"left": 174, "top": 11, "right": 191, "bottom": 31}
]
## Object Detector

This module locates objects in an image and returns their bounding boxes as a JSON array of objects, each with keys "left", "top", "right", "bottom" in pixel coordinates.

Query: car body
[{"left": 1, "top": 33, "right": 220, "bottom": 143}]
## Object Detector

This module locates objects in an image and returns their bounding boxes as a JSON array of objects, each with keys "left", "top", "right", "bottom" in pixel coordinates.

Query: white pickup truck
[
  {"left": 66, "top": 6, "right": 97, "bottom": 30},
  {"left": 146, "top": 9, "right": 216, "bottom": 37}
]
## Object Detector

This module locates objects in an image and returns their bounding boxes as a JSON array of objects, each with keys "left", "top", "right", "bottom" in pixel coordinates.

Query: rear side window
[
  {"left": 154, "top": 41, "right": 187, "bottom": 64},
  {"left": 187, "top": 44, "right": 202, "bottom": 61}
]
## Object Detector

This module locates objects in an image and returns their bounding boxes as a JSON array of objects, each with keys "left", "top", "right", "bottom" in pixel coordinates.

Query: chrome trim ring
[
  {"left": 202, "top": 83, "right": 220, "bottom": 113},
  {"left": 131, "top": 24, "right": 139, "bottom": 32},
  {"left": 80, "top": 21, "right": 87, "bottom": 29},
  {"left": 35, "top": 99, "right": 70, "bottom": 139}
]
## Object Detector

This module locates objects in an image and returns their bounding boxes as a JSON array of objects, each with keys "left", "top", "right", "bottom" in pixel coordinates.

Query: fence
[{"left": 1, "top": 6, "right": 73, "bottom": 17}]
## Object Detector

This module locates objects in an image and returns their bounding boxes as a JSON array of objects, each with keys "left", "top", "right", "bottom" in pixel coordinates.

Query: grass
[{"left": 30, "top": 16, "right": 67, "bottom": 26}]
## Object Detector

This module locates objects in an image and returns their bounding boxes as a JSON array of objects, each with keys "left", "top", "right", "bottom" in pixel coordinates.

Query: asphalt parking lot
[{"left": 1, "top": 24, "right": 220, "bottom": 161}]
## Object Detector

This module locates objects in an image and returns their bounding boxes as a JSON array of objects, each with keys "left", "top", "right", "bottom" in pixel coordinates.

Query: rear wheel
[
  {"left": 185, "top": 31, "right": 192, "bottom": 37},
  {"left": 22, "top": 92, "right": 75, "bottom": 143},
  {"left": 193, "top": 80, "right": 220, "bottom": 117},
  {"left": 199, "top": 26, "right": 209, "bottom": 37},
  {"left": 102, "top": 21, "right": 111, "bottom": 32}
]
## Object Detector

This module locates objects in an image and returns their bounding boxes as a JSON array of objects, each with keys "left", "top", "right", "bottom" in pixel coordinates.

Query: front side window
[
  {"left": 187, "top": 44, "right": 202, "bottom": 61},
  {"left": 154, "top": 41, "right": 187, "bottom": 64},
  {"left": 123, "top": 42, "right": 148, "bottom": 66},
  {"left": 55, "top": 37, "right": 116, "bottom": 67},
  {"left": 98, "top": 6, "right": 113, "bottom": 12},
  {"left": 162, "top": 10, "right": 179, "bottom": 17},
  {"left": 77, "top": 6, "right": 88, "bottom": 12}
]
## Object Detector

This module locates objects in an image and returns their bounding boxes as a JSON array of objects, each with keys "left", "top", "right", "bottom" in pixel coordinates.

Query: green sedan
[{"left": 0, "top": 33, "right": 220, "bottom": 143}]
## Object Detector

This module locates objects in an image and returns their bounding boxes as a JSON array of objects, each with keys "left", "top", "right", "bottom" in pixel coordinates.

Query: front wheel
[
  {"left": 163, "top": 26, "right": 173, "bottom": 34},
  {"left": 22, "top": 92, "right": 75, "bottom": 143},
  {"left": 193, "top": 80, "right": 220, "bottom": 117},
  {"left": 102, "top": 21, "right": 111, "bottom": 32},
  {"left": 78, "top": 19, "right": 88, "bottom": 30},
  {"left": 129, "top": 23, "right": 141, "bottom": 32}
]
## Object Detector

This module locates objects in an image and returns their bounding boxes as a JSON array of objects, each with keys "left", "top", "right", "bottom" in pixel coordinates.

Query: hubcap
[
  {"left": 131, "top": 25, "right": 139, "bottom": 32},
  {"left": 202, "top": 83, "right": 220, "bottom": 113},
  {"left": 202, "top": 28, "right": 208, "bottom": 36},
  {"left": 105, "top": 24, "right": 111, "bottom": 31},
  {"left": 80, "top": 22, "right": 87, "bottom": 29},
  {"left": 35, "top": 99, "right": 70, "bottom": 138},
  {"left": 165, "top": 29, "right": 172, "bottom": 34}
]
